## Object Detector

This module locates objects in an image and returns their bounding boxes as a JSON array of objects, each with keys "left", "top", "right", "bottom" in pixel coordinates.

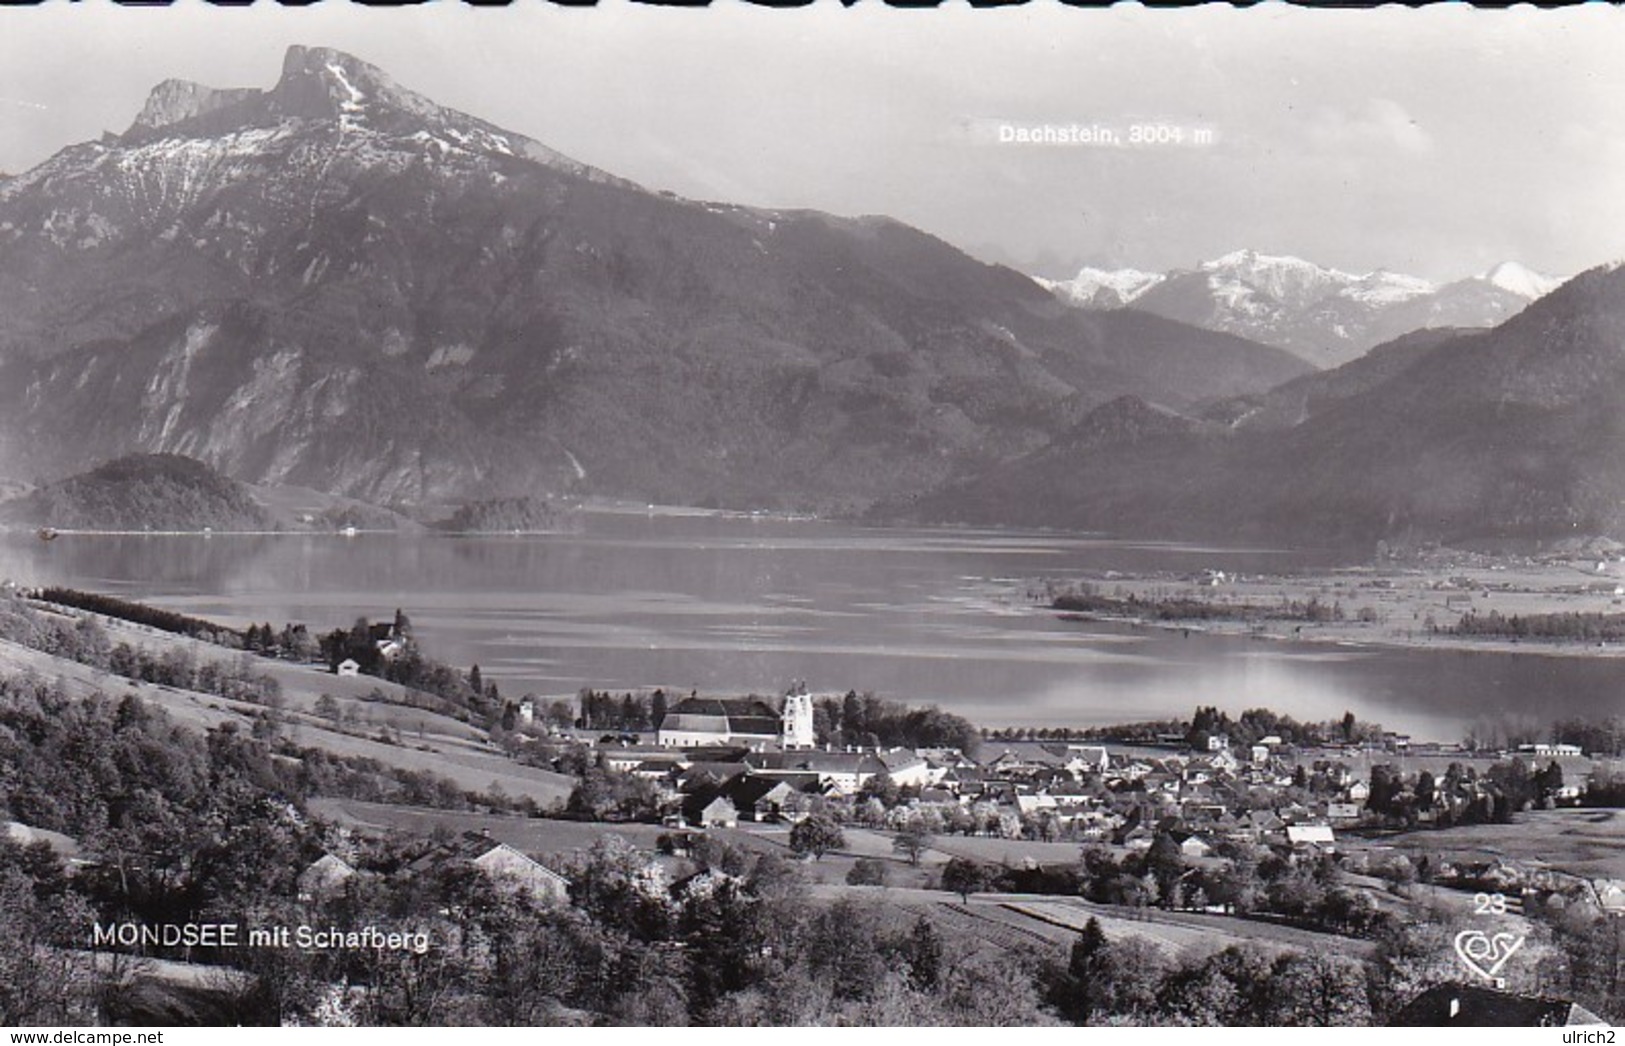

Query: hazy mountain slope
[
  {"left": 1200, "top": 327, "right": 1473, "bottom": 431},
  {"left": 0, "top": 47, "right": 1308, "bottom": 514},
  {"left": 906, "top": 264, "right": 1625, "bottom": 548}
]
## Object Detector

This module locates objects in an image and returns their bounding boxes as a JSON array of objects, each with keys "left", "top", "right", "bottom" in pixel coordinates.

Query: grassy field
[
  {"left": 929, "top": 835, "right": 1089, "bottom": 866},
  {"left": 1054, "top": 555, "right": 1625, "bottom": 660},
  {"left": 308, "top": 798, "right": 670, "bottom": 856},
  {"left": 5, "top": 611, "right": 575, "bottom": 807},
  {"left": 1371, "top": 808, "right": 1625, "bottom": 880},
  {"left": 304, "top": 801, "right": 957, "bottom": 888}
]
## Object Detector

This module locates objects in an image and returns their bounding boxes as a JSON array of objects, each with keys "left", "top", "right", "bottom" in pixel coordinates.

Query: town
[{"left": 2, "top": 587, "right": 1622, "bottom": 1027}]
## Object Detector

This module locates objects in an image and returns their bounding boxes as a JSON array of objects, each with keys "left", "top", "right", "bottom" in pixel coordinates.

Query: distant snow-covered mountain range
[{"left": 1038, "top": 250, "right": 1567, "bottom": 367}]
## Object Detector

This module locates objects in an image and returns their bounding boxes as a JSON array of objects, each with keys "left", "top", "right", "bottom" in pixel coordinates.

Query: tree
[
  {"left": 1146, "top": 831, "right": 1186, "bottom": 906},
  {"left": 892, "top": 821, "right": 934, "bottom": 867},
  {"left": 1097, "top": 936, "right": 1168, "bottom": 1018},
  {"left": 902, "top": 915, "right": 943, "bottom": 991},
  {"left": 846, "top": 858, "right": 888, "bottom": 887},
  {"left": 1268, "top": 951, "right": 1372, "bottom": 1026},
  {"left": 1535, "top": 760, "right": 1566, "bottom": 806},
  {"left": 840, "top": 690, "right": 864, "bottom": 743},
  {"left": 788, "top": 815, "right": 845, "bottom": 861},
  {"left": 314, "top": 694, "right": 343, "bottom": 727},
  {"left": 0, "top": 865, "right": 98, "bottom": 1025},
  {"left": 1054, "top": 916, "right": 1110, "bottom": 1022},
  {"left": 940, "top": 857, "right": 988, "bottom": 902},
  {"left": 468, "top": 664, "right": 482, "bottom": 695}
]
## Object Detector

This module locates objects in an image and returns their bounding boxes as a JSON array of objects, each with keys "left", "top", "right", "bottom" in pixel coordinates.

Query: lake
[{"left": 1, "top": 512, "right": 1620, "bottom": 743}]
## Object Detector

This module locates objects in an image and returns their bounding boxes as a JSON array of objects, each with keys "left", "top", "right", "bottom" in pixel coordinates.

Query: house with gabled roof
[
  {"left": 1390, "top": 984, "right": 1605, "bottom": 1027},
  {"left": 410, "top": 832, "right": 569, "bottom": 905},
  {"left": 682, "top": 789, "right": 739, "bottom": 829},
  {"left": 1179, "top": 834, "right": 1214, "bottom": 859},
  {"left": 1065, "top": 745, "right": 1110, "bottom": 774},
  {"left": 720, "top": 776, "right": 798, "bottom": 822},
  {"left": 875, "top": 749, "right": 931, "bottom": 788},
  {"left": 979, "top": 741, "right": 1071, "bottom": 772},
  {"left": 297, "top": 853, "right": 358, "bottom": 903},
  {"left": 1015, "top": 793, "right": 1059, "bottom": 817},
  {"left": 1285, "top": 824, "right": 1336, "bottom": 851}
]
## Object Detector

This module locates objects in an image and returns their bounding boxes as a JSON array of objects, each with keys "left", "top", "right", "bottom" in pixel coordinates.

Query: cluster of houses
[
  {"left": 576, "top": 698, "right": 1372, "bottom": 854},
  {"left": 283, "top": 686, "right": 1615, "bottom": 922}
]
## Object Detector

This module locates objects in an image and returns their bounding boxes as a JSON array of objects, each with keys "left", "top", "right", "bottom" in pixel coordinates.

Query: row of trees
[
  {"left": 1052, "top": 584, "right": 1351, "bottom": 625},
  {"left": 1552, "top": 716, "right": 1625, "bottom": 757},
  {"left": 0, "top": 594, "right": 285, "bottom": 709},
  {"left": 243, "top": 621, "right": 319, "bottom": 660},
  {"left": 814, "top": 690, "right": 980, "bottom": 753},
  {"left": 933, "top": 835, "right": 1388, "bottom": 937},
  {"left": 1365, "top": 759, "right": 1567, "bottom": 826},
  {"left": 576, "top": 688, "right": 666, "bottom": 733},
  {"left": 1012, "top": 704, "right": 1386, "bottom": 750},
  {"left": 34, "top": 586, "right": 241, "bottom": 645},
  {"left": 1444, "top": 608, "right": 1625, "bottom": 643}
]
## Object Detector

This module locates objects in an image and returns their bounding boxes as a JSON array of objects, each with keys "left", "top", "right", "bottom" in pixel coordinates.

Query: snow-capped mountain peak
[
  {"left": 1038, "top": 266, "right": 1165, "bottom": 307},
  {"left": 1039, "top": 248, "right": 1565, "bottom": 368},
  {"left": 1200, "top": 249, "right": 1345, "bottom": 280},
  {"left": 110, "top": 46, "right": 632, "bottom": 192},
  {"left": 1197, "top": 250, "right": 1351, "bottom": 311},
  {"left": 1481, "top": 260, "right": 1564, "bottom": 300},
  {"left": 1342, "top": 268, "right": 1438, "bottom": 306}
]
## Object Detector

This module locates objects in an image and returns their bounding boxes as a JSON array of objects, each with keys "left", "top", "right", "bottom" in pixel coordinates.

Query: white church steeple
[{"left": 781, "top": 680, "right": 815, "bottom": 750}]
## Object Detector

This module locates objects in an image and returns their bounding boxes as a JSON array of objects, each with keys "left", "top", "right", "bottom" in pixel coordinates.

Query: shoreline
[
  {"left": 1055, "top": 607, "right": 1625, "bottom": 661},
  {"left": 1038, "top": 552, "right": 1625, "bottom": 665}
]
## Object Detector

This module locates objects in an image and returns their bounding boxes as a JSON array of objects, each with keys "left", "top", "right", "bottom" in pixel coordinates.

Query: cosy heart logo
[{"left": 1454, "top": 930, "right": 1525, "bottom": 984}]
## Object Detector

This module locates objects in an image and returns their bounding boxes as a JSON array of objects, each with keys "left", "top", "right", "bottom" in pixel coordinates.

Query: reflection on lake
[{"left": 1, "top": 514, "right": 1619, "bottom": 743}]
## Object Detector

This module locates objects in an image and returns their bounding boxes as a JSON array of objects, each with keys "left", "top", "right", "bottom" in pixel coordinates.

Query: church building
[{"left": 656, "top": 682, "right": 818, "bottom": 751}]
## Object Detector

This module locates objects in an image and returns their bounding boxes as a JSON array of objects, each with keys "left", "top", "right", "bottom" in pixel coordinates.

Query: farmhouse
[
  {"left": 297, "top": 853, "right": 357, "bottom": 903},
  {"left": 682, "top": 790, "right": 739, "bottom": 828},
  {"left": 410, "top": 832, "right": 569, "bottom": 905},
  {"left": 1285, "top": 824, "right": 1336, "bottom": 851},
  {"left": 1390, "top": 984, "right": 1605, "bottom": 1027}
]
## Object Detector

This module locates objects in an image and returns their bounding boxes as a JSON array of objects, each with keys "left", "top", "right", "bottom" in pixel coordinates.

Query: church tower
[{"left": 781, "top": 681, "right": 815, "bottom": 750}]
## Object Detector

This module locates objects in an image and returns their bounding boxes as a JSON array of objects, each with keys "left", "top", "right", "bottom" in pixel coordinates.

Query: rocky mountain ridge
[
  {"left": 0, "top": 46, "right": 1309, "bottom": 513},
  {"left": 1040, "top": 250, "right": 1567, "bottom": 368}
]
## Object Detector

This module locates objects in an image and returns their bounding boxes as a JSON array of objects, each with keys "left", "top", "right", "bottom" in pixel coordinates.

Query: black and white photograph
[{"left": 1, "top": 1, "right": 1623, "bottom": 1030}]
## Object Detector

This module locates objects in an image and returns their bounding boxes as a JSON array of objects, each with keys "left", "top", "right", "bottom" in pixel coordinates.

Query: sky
[{"left": 2, "top": 3, "right": 1624, "bottom": 282}]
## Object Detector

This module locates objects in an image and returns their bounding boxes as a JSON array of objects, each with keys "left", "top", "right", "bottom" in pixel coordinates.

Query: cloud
[{"left": 1309, "top": 98, "right": 1434, "bottom": 155}]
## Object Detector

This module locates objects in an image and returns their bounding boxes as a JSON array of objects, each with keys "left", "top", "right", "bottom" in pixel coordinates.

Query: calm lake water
[{"left": 1, "top": 512, "right": 1620, "bottom": 743}]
